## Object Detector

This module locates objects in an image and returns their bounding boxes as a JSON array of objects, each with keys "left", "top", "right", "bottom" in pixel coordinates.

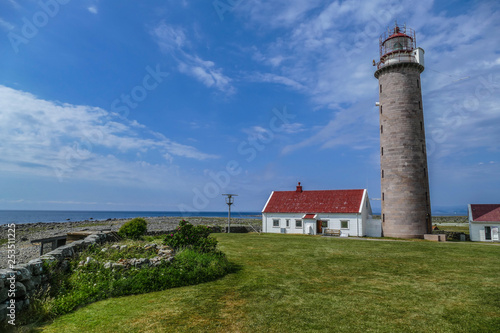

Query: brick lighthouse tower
[{"left": 374, "top": 23, "right": 432, "bottom": 238}]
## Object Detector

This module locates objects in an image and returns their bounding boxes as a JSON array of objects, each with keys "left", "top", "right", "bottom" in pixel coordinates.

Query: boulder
[
  {"left": 14, "top": 282, "right": 27, "bottom": 298},
  {"left": 27, "top": 259, "right": 44, "bottom": 276},
  {"left": 11, "top": 265, "right": 32, "bottom": 282}
]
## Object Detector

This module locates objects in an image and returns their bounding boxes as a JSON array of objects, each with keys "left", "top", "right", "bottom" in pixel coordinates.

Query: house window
[
  {"left": 340, "top": 220, "right": 349, "bottom": 229},
  {"left": 295, "top": 219, "right": 302, "bottom": 228},
  {"left": 286, "top": 219, "right": 290, "bottom": 228},
  {"left": 322, "top": 220, "right": 328, "bottom": 228},
  {"left": 273, "top": 219, "right": 280, "bottom": 228}
]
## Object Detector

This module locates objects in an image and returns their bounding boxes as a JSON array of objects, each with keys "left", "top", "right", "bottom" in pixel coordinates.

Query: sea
[{"left": 0, "top": 210, "right": 261, "bottom": 225}]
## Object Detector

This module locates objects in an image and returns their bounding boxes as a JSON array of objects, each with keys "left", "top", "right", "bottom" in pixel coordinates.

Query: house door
[{"left": 316, "top": 221, "right": 323, "bottom": 234}]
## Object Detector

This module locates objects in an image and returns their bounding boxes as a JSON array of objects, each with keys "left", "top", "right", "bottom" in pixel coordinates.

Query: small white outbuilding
[
  {"left": 262, "top": 183, "right": 381, "bottom": 237},
  {"left": 468, "top": 204, "right": 500, "bottom": 242}
]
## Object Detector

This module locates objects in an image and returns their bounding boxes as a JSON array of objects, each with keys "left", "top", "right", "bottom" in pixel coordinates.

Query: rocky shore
[{"left": 0, "top": 216, "right": 261, "bottom": 268}]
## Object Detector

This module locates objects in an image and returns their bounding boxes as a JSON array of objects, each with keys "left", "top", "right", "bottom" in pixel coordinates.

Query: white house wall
[
  {"left": 469, "top": 222, "right": 500, "bottom": 242},
  {"left": 262, "top": 213, "right": 308, "bottom": 234}
]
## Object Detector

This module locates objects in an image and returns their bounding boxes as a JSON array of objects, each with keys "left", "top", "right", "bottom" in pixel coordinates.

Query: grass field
[{"left": 32, "top": 233, "right": 500, "bottom": 332}]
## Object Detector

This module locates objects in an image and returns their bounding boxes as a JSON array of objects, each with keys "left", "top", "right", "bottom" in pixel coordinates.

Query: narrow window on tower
[
  {"left": 380, "top": 84, "right": 382, "bottom": 93},
  {"left": 425, "top": 192, "right": 428, "bottom": 201},
  {"left": 424, "top": 168, "right": 426, "bottom": 176},
  {"left": 417, "top": 79, "right": 420, "bottom": 88},
  {"left": 422, "top": 144, "right": 425, "bottom": 153},
  {"left": 382, "top": 192, "right": 385, "bottom": 201},
  {"left": 381, "top": 147, "right": 383, "bottom": 156},
  {"left": 380, "top": 105, "right": 383, "bottom": 114},
  {"left": 383, "top": 214, "right": 385, "bottom": 222},
  {"left": 419, "top": 101, "right": 421, "bottom": 109},
  {"left": 420, "top": 121, "right": 423, "bottom": 131},
  {"left": 381, "top": 170, "right": 384, "bottom": 178},
  {"left": 380, "top": 125, "right": 383, "bottom": 134}
]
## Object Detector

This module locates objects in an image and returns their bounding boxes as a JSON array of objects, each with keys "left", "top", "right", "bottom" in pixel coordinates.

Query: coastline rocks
[
  {"left": 87, "top": 244, "right": 174, "bottom": 270},
  {"left": 0, "top": 216, "right": 261, "bottom": 268}
]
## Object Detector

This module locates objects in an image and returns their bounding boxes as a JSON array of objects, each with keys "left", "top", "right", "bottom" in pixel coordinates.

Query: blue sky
[{"left": 0, "top": 0, "right": 499, "bottom": 214}]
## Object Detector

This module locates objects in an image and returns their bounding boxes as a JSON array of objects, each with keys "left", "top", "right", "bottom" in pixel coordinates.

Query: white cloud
[
  {"left": 88, "top": 6, "right": 98, "bottom": 14},
  {"left": 0, "top": 85, "right": 218, "bottom": 184},
  {"left": 151, "top": 22, "right": 235, "bottom": 94},
  {"left": 178, "top": 54, "right": 235, "bottom": 94},
  {"left": 248, "top": 72, "right": 307, "bottom": 91},
  {"left": 0, "top": 18, "right": 14, "bottom": 31},
  {"left": 152, "top": 23, "right": 187, "bottom": 52}
]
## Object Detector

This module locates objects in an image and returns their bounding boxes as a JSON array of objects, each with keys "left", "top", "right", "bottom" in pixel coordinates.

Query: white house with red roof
[
  {"left": 468, "top": 204, "right": 500, "bottom": 242},
  {"left": 262, "top": 183, "right": 380, "bottom": 237}
]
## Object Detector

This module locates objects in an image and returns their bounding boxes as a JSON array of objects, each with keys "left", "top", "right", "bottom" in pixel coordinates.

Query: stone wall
[{"left": 0, "top": 232, "right": 109, "bottom": 323}]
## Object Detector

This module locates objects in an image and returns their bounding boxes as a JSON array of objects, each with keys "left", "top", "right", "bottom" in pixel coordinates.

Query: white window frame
[
  {"left": 295, "top": 219, "right": 302, "bottom": 228},
  {"left": 286, "top": 219, "right": 290, "bottom": 228},
  {"left": 340, "top": 220, "right": 349, "bottom": 229},
  {"left": 272, "top": 219, "right": 280, "bottom": 228}
]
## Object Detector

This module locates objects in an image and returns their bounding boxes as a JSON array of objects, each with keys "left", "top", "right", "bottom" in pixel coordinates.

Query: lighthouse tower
[{"left": 374, "top": 23, "right": 431, "bottom": 238}]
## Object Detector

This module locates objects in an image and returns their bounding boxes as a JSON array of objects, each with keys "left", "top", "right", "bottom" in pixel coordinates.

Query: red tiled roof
[
  {"left": 263, "top": 189, "right": 365, "bottom": 214},
  {"left": 470, "top": 204, "right": 500, "bottom": 222}
]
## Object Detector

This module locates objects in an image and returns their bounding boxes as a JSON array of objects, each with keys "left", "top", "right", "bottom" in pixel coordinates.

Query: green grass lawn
[{"left": 31, "top": 234, "right": 500, "bottom": 332}]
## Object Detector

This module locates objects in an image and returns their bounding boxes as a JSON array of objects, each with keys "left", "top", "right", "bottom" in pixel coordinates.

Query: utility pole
[{"left": 222, "top": 194, "right": 237, "bottom": 233}]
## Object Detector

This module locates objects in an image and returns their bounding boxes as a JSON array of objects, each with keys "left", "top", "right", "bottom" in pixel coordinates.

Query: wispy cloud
[
  {"left": 0, "top": 17, "right": 14, "bottom": 31},
  {"left": 88, "top": 6, "right": 98, "bottom": 14},
  {"left": 0, "top": 85, "right": 218, "bottom": 184},
  {"left": 151, "top": 22, "right": 235, "bottom": 95},
  {"left": 248, "top": 72, "right": 307, "bottom": 92}
]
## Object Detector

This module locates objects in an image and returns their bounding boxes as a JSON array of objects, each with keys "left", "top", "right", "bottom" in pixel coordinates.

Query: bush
[
  {"left": 164, "top": 220, "right": 218, "bottom": 253},
  {"left": 118, "top": 218, "right": 148, "bottom": 239},
  {"left": 19, "top": 246, "right": 232, "bottom": 323}
]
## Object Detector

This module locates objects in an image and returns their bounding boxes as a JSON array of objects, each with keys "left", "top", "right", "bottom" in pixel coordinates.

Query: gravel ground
[{"left": 0, "top": 216, "right": 261, "bottom": 268}]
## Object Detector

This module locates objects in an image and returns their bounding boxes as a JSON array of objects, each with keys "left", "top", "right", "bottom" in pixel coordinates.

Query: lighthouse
[{"left": 374, "top": 23, "right": 432, "bottom": 238}]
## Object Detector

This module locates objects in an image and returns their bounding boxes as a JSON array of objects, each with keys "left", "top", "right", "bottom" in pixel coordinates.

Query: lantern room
[{"left": 375, "top": 23, "right": 424, "bottom": 69}]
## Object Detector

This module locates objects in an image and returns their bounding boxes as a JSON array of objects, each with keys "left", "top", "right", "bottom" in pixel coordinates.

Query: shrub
[
  {"left": 17, "top": 237, "right": 233, "bottom": 325},
  {"left": 118, "top": 218, "right": 148, "bottom": 239},
  {"left": 164, "top": 220, "right": 218, "bottom": 253}
]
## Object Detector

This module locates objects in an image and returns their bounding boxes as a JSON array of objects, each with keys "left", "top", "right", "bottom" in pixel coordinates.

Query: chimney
[{"left": 296, "top": 182, "right": 303, "bottom": 193}]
